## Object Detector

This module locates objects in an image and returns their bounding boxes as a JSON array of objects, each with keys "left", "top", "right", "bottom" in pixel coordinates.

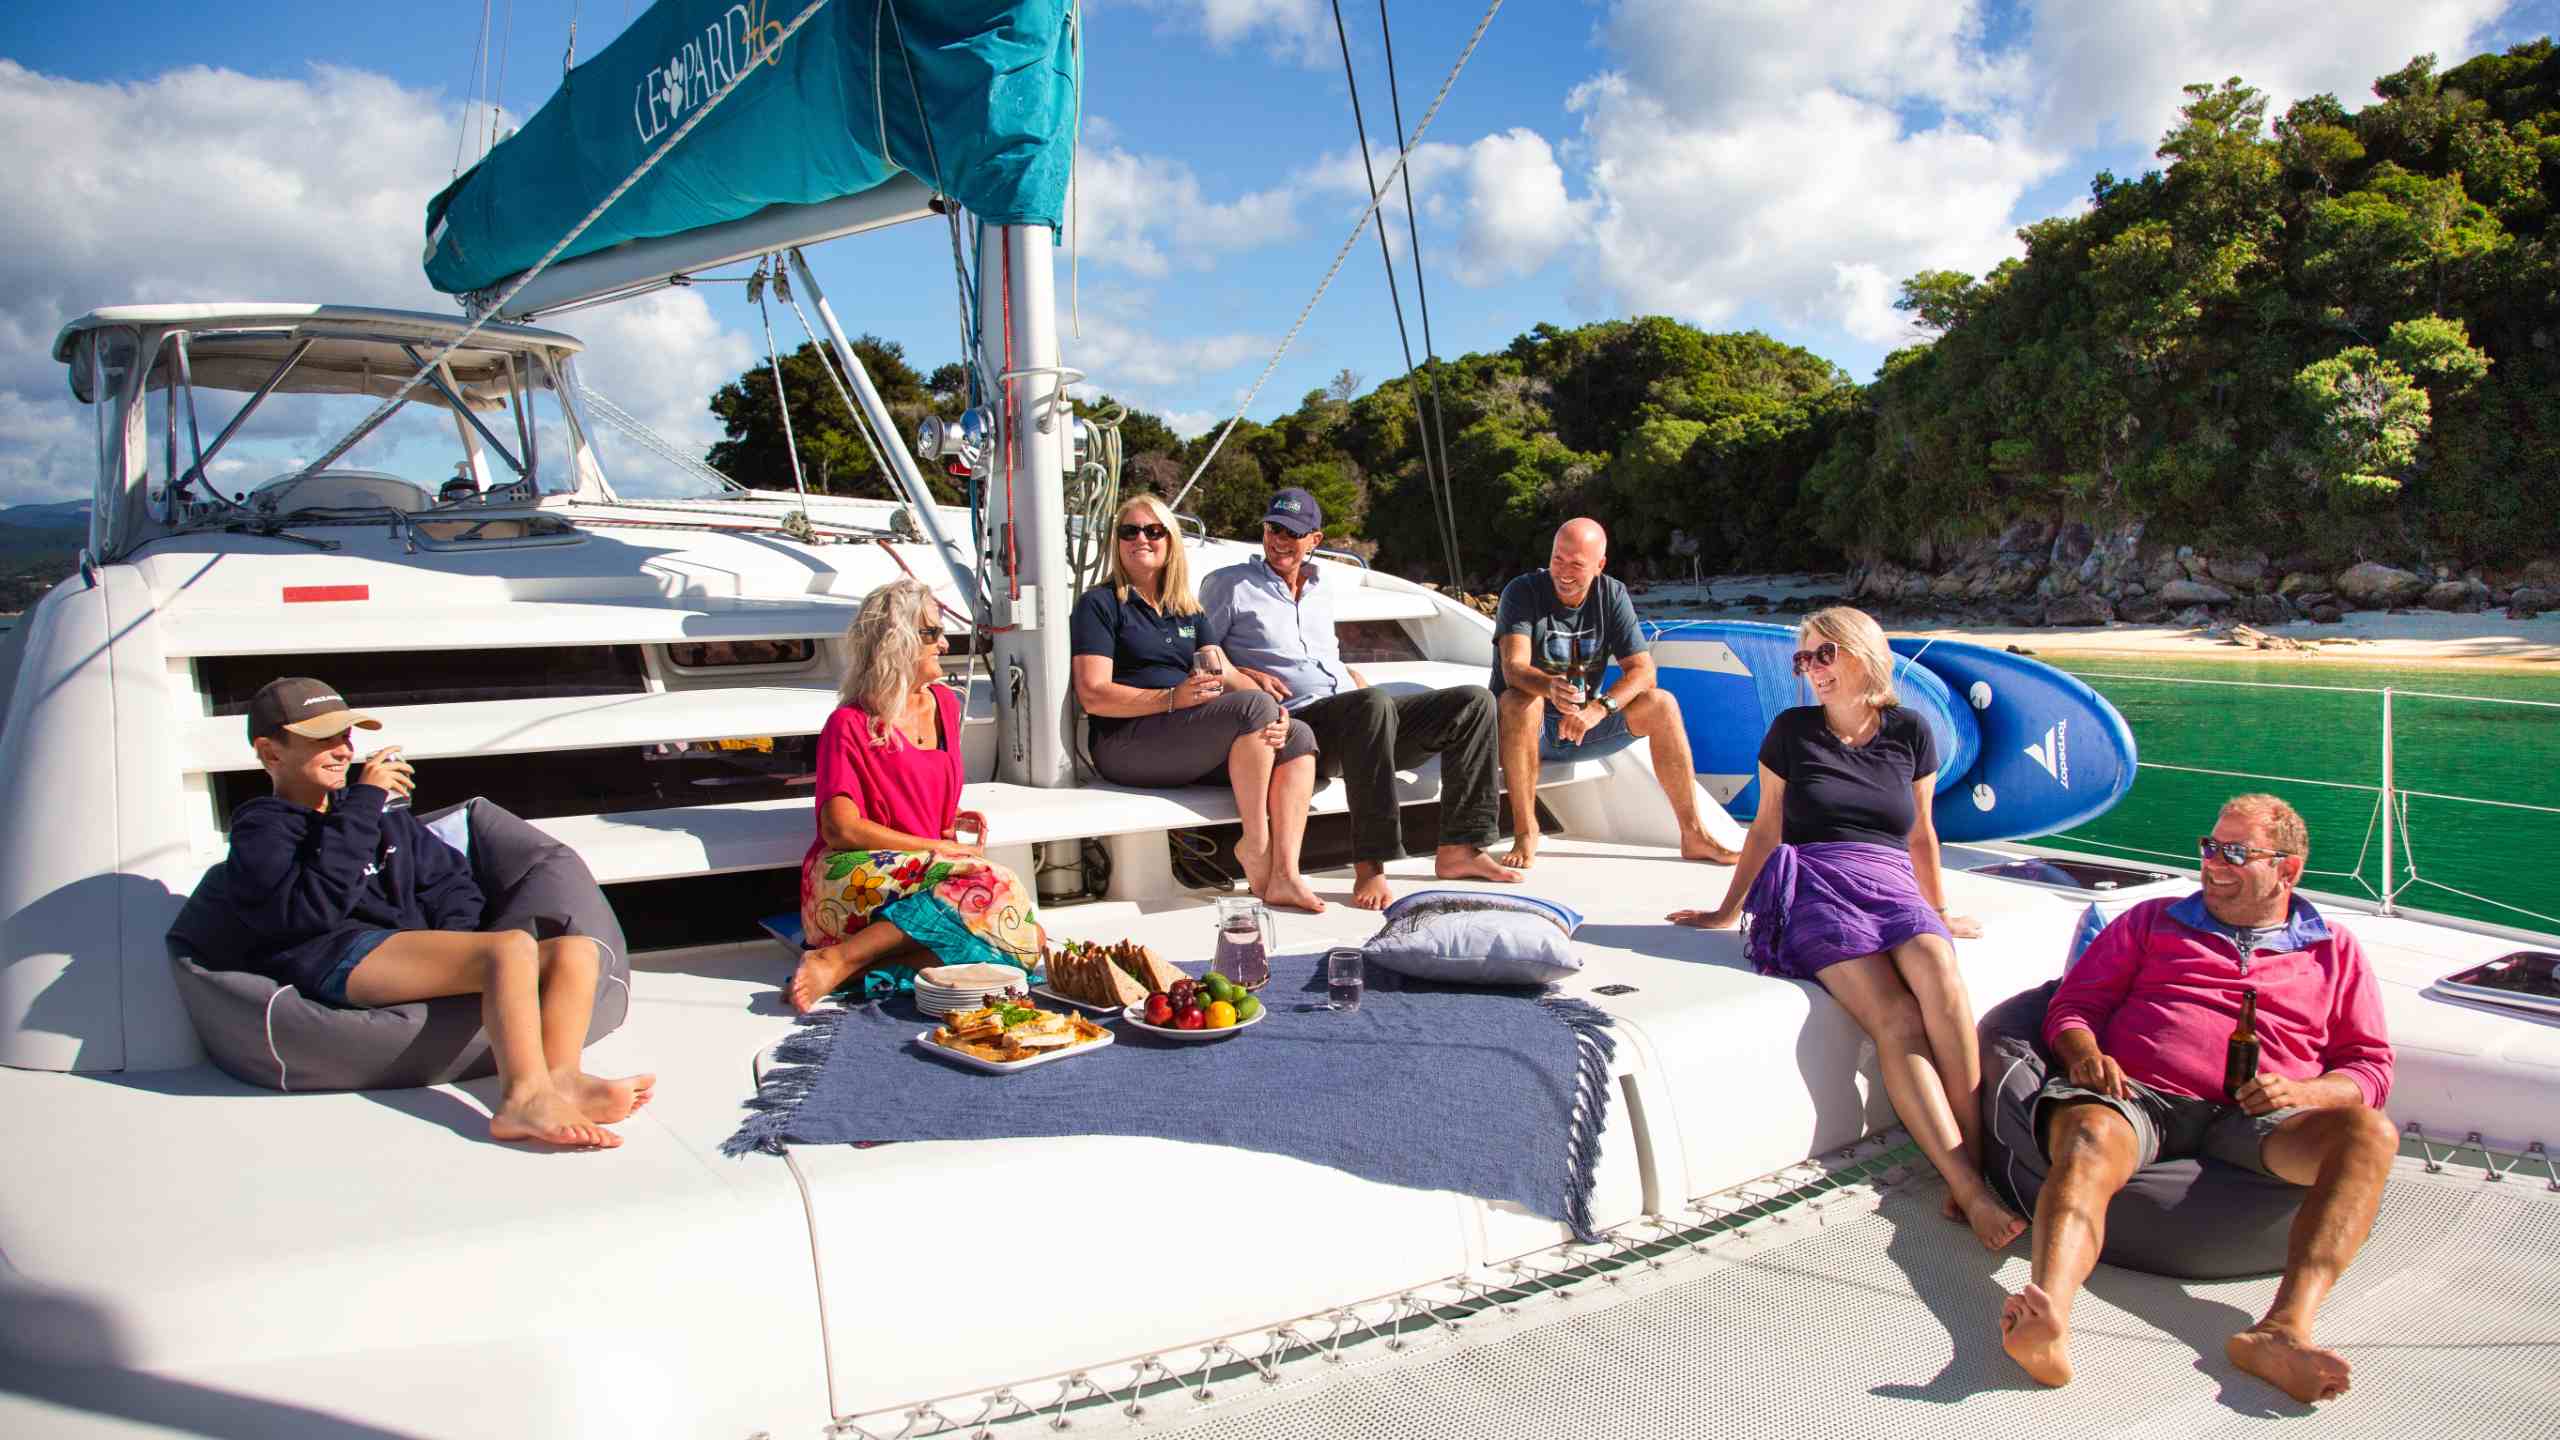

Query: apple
[{"left": 1144, "top": 993, "right": 1174, "bottom": 1026}]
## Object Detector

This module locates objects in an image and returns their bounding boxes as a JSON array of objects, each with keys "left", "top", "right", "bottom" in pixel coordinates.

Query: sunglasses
[
  {"left": 2198, "top": 837, "right": 2291, "bottom": 866},
  {"left": 1790, "top": 641, "right": 1839, "bottom": 675},
  {"left": 1116, "top": 523, "right": 1170, "bottom": 542},
  {"left": 918, "top": 627, "right": 946, "bottom": 644}
]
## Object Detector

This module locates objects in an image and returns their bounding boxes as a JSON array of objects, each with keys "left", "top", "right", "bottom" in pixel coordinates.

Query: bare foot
[
  {"left": 1351, "top": 868, "right": 1395, "bottom": 911},
  {"left": 1499, "top": 829, "right": 1539, "bottom": 870},
  {"left": 554, "top": 1069, "right": 655, "bottom": 1124},
  {"left": 2000, "top": 1283, "right": 2072, "bottom": 1387},
  {"left": 1435, "top": 848, "right": 1526, "bottom": 885},
  {"left": 787, "top": 947, "right": 860, "bottom": 1013},
  {"left": 1961, "top": 1192, "right": 2028, "bottom": 1251},
  {"left": 490, "top": 1087, "right": 620, "bottom": 1149},
  {"left": 1233, "top": 835, "right": 1271, "bottom": 891},
  {"left": 2228, "top": 1325, "right": 2353, "bottom": 1403},
  {"left": 1681, "top": 830, "right": 1739, "bottom": 864},
  {"left": 1259, "top": 873, "right": 1328, "bottom": 914}
]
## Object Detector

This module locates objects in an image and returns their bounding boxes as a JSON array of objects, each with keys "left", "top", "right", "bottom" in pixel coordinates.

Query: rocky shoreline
[{"left": 1839, "top": 519, "right": 2556, "bottom": 631}]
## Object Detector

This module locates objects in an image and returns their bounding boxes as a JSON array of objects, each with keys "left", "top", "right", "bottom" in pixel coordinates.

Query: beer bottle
[{"left": 2224, "top": 987, "right": 2262, "bottom": 1100}]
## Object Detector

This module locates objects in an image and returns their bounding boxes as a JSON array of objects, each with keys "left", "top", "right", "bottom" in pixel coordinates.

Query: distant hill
[{"left": 0, "top": 500, "right": 90, "bottom": 533}]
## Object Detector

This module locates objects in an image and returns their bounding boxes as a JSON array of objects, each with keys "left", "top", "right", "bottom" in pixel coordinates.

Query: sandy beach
[{"left": 1635, "top": 575, "right": 2560, "bottom": 672}]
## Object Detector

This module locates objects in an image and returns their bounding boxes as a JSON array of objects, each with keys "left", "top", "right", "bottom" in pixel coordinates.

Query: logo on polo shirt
[{"left": 2024, "top": 720, "right": 2070, "bottom": 788}]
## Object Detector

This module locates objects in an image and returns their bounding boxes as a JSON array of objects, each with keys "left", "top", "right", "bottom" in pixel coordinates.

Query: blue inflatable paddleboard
[
  {"left": 1632, "top": 621, "right": 1976, "bottom": 821},
  {"left": 1887, "top": 635, "right": 2138, "bottom": 843},
  {"left": 1631, "top": 620, "right": 2136, "bottom": 842}
]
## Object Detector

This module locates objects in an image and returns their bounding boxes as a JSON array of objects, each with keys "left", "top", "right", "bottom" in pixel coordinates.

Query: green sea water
[{"left": 2042, "top": 657, "right": 2560, "bottom": 936}]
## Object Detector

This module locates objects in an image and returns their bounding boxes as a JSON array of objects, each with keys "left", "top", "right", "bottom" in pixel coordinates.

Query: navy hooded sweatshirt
[{"left": 221, "top": 783, "right": 486, "bottom": 996}]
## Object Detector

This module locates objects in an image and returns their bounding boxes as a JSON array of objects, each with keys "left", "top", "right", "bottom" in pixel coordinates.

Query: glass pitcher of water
[{"left": 1211, "top": 895, "right": 1275, "bottom": 991}]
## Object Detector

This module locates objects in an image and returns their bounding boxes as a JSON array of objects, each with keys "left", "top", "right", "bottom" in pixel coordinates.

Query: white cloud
[
  {"left": 1302, "top": 129, "right": 1590, "bottom": 286},
  {"left": 1069, "top": 141, "right": 1301, "bottom": 277},
  {"left": 1134, "top": 0, "right": 1331, "bottom": 66},
  {"left": 569, "top": 288, "right": 751, "bottom": 464},
  {"left": 2021, "top": 0, "right": 2515, "bottom": 151},
  {"left": 1065, "top": 313, "right": 1271, "bottom": 390},
  {"left": 1159, "top": 408, "right": 1223, "bottom": 439},
  {"left": 1570, "top": 72, "right": 2061, "bottom": 341},
  {"left": 1547, "top": 0, "right": 2520, "bottom": 356},
  {"left": 0, "top": 60, "right": 754, "bottom": 505},
  {"left": 1599, "top": 0, "right": 2022, "bottom": 125}
]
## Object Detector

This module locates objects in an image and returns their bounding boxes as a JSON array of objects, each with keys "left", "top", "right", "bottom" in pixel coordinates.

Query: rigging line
[
  {"left": 1169, "top": 0, "right": 1507, "bottom": 513},
  {"left": 776, "top": 272, "right": 909, "bottom": 505},
  {"left": 492, "top": 0, "right": 518, "bottom": 148},
  {"left": 306, "top": 0, "right": 839, "bottom": 480},
  {"left": 1068, "top": 1, "right": 1084, "bottom": 338},
  {"left": 2135, "top": 760, "right": 2380, "bottom": 793},
  {"left": 2396, "top": 787, "right": 2560, "bottom": 818},
  {"left": 454, "top": 0, "right": 494, "bottom": 177},
  {"left": 2388, "top": 688, "right": 2560, "bottom": 711},
  {"left": 1374, "top": 0, "right": 1462, "bottom": 585},
  {"left": 2058, "top": 670, "right": 2396, "bottom": 695},
  {"left": 751, "top": 259, "right": 815, "bottom": 514},
  {"left": 1328, "top": 0, "right": 1457, "bottom": 588}
]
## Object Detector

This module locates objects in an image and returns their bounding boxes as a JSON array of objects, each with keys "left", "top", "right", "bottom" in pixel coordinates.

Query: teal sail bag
[{"left": 424, "top": 0, "right": 1079, "bottom": 297}]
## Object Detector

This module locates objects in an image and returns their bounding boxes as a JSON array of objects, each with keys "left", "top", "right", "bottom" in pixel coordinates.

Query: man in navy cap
[{"left": 1201, "top": 488, "right": 1517, "bottom": 909}]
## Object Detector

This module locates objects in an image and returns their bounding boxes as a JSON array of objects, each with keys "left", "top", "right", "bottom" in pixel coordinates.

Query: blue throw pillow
[
  {"left": 423, "top": 805, "right": 473, "bottom": 862},
  {"left": 1362, "top": 889, "right": 1584, "bottom": 986},
  {"left": 2065, "top": 900, "right": 2135, "bottom": 972}
]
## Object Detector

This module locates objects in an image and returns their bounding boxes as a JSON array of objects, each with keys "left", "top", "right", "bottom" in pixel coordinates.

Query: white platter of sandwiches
[
  {"left": 918, "top": 997, "right": 1114, "bottom": 1074},
  {"left": 1034, "top": 939, "right": 1188, "bottom": 1014}
]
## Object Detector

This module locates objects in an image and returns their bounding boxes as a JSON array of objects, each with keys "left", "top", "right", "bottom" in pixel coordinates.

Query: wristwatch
[{"left": 1595, "top": 693, "right": 1620, "bottom": 716}]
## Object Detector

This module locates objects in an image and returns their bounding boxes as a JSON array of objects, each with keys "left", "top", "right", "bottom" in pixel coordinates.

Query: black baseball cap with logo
[
  {"left": 246, "top": 677, "right": 383, "bottom": 745},
  {"left": 1261, "top": 487, "right": 1322, "bottom": 536}
]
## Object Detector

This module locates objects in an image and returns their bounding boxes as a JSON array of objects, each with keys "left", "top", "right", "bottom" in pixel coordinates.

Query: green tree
[
  {"left": 707, "top": 336, "right": 961, "bottom": 502},
  {"left": 2294, "top": 347, "right": 2430, "bottom": 499}
]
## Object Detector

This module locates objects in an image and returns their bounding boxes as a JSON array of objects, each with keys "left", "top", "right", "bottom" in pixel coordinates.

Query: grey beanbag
[
  {"left": 167, "top": 797, "right": 631, "bottom": 1092},
  {"left": 1981, "top": 982, "right": 2305, "bottom": 1280}
]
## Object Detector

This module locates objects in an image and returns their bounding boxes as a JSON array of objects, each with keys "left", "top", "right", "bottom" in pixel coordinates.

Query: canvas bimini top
[{"left": 421, "top": 0, "right": 1081, "bottom": 302}]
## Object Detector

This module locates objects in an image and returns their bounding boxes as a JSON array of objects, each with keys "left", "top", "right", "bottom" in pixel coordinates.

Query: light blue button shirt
[{"left": 1199, "top": 556, "right": 1352, "bottom": 710}]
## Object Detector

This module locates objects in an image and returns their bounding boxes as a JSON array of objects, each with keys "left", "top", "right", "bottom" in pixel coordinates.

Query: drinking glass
[
  {"left": 1192, "top": 643, "right": 1225, "bottom": 696},
  {"left": 1326, "top": 947, "right": 1364, "bottom": 1012}
]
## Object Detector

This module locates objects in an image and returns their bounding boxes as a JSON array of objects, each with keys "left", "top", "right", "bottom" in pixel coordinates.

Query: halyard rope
[{"left": 1169, "top": 0, "right": 1506, "bottom": 512}]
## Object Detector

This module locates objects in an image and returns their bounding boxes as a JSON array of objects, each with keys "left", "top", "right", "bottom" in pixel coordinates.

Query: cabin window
[
  {"left": 665, "top": 638, "right": 821, "bottom": 671},
  {"left": 197, "top": 645, "right": 650, "bottom": 714},
  {"left": 1335, "top": 619, "right": 1424, "bottom": 665},
  {"left": 210, "top": 732, "right": 821, "bottom": 831}
]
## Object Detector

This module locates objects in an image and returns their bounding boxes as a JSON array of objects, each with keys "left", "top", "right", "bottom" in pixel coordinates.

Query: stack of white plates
[{"left": 912, "top": 963, "right": 1032, "bottom": 1017}]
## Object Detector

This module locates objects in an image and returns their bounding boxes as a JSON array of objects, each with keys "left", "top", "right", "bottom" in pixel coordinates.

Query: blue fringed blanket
[{"left": 726, "top": 952, "right": 1618, "bottom": 1239}]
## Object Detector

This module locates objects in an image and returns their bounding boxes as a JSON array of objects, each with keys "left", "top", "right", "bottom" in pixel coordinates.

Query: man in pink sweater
[{"left": 2001, "top": 793, "right": 2395, "bottom": 1404}]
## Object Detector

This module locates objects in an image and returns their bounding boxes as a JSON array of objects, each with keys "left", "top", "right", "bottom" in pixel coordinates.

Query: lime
[{"left": 1234, "top": 995, "right": 1263, "bottom": 1023}]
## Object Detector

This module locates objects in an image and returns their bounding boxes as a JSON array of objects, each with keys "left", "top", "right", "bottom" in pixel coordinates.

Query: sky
[{"left": 4, "top": 0, "right": 2556, "bottom": 506}]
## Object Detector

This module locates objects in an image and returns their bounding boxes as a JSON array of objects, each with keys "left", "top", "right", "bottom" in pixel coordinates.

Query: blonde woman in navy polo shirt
[{"left": 1071, "top": 495, "right": 1325, "bottom": 912}]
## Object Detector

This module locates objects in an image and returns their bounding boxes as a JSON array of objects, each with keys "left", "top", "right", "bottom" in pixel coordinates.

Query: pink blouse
[{"left": 805, "top": 686, "right": 964, "bottom": 869}]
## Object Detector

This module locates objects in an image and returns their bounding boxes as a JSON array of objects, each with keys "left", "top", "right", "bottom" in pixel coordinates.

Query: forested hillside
[{"left": 701, "top": 42, "right": 2560, "bottom": 589}]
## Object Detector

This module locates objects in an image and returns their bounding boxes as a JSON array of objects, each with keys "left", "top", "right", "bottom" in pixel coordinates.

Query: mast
[{"left": 979, "top": 221, "right": 1074, "bottom": 789}]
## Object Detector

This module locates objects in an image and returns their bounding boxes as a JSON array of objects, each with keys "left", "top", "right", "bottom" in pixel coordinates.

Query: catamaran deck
[{"left": 4, "top": 831, "right": 2551, "bottom": 1437}]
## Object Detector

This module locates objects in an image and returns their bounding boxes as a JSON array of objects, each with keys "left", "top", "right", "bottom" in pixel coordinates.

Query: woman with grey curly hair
[{"left": 787, "top": 578, "right": 1048, "bottom": 1012}]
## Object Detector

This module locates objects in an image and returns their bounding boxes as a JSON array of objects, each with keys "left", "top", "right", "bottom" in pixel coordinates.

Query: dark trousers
[{"left": 1292, "top": 685, "right": 1500, "bottom": 862}]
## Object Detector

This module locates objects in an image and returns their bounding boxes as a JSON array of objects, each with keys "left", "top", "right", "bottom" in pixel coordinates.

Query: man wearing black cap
[
  {"left": 1200, "top": 489, "right": 1517, "bottom": 909},
  {"left": 217, "top": 677, "right": 651, "bottom": 1148}
]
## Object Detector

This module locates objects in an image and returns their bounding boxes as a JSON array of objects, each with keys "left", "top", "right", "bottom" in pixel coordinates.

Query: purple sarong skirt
[{"left": 1742, "top": 841, "right": 1953, "bottom": 981}]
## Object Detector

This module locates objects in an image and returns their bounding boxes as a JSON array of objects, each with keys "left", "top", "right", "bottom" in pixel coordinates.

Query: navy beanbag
[{"left": 1981, "top": 982, "right": 2305, "bottom": 1280}]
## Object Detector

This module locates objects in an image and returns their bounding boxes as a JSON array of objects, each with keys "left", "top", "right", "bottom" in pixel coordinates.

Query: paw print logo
[{"left": 661, "top": 57, "right": 689, "bottom": 115}]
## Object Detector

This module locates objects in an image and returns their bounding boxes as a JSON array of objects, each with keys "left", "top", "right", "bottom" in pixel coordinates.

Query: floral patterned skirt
[{"left": 800, "top": 849, "right": 1049, "bottom": 998}]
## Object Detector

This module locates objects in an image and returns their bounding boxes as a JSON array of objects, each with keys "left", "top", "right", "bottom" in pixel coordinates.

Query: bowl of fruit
[{"left": 1122, "top": 971, "right": 1264, "bottom": 1040}]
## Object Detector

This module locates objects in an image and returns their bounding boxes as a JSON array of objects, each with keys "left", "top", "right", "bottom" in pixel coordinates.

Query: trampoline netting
[{"left": 1117, "top": 1157, "right": 2560, "bottom": 1440}]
